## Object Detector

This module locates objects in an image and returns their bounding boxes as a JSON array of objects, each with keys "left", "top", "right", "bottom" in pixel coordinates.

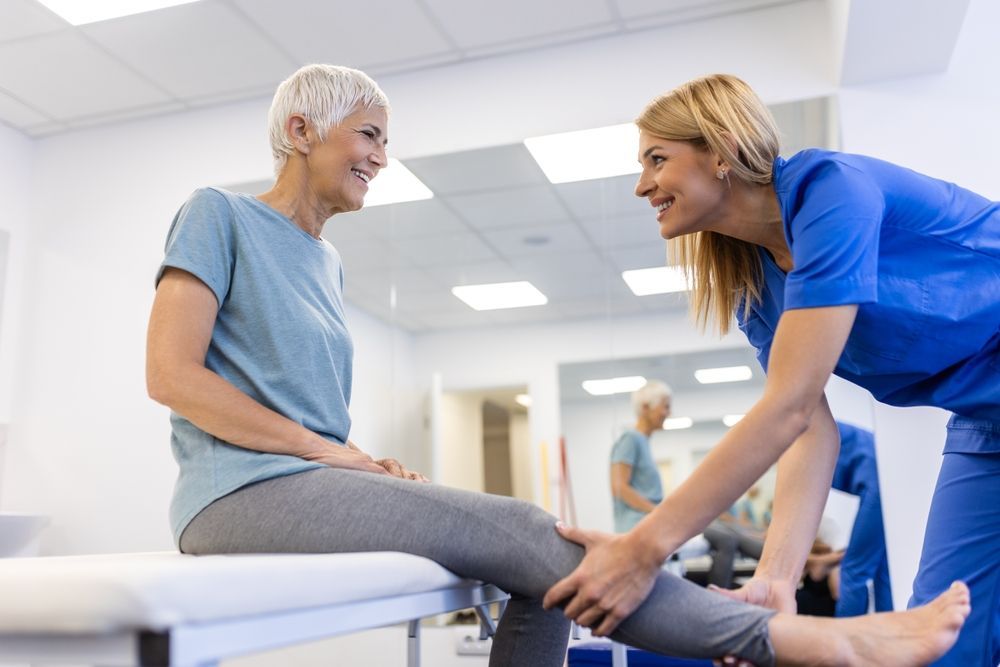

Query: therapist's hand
[
  {"left": 709, "top": 576, "right": 797, "bottom": 614},
  {"left": 543, "top": 523, "right": 662, "bottom": 636}
]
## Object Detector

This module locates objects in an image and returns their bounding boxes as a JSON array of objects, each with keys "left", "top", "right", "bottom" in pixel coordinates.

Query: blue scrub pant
[
  {"left": 908, "top": 418, "right": 1000, "bottom": 667},
  {"left": 835, "top": 487, "right": 892, "bottom": 616}
]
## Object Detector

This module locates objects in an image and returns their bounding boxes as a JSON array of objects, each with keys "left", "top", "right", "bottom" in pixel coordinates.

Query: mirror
[{"left": 224, "top": 95, "right": 840, "bottom": 506}]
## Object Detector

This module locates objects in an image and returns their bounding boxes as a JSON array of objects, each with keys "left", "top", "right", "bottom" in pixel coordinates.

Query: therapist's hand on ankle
[
  {"left": 708, "top": 576, "right": 797, "bottom": 614},
  {"left": 542, "top": 523, "right": 661, "bottom": 636}
]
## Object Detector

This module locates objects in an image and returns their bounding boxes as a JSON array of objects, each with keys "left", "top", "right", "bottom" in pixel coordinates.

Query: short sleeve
[
  {"left": 610, "top": 432, "right": 639, "bottom": 466},
  {"left": 156, "top": 188, "right": 236, "bottom": 308},
  {"left": 784, "top": 161, "right": 885, "bottom": 310}
]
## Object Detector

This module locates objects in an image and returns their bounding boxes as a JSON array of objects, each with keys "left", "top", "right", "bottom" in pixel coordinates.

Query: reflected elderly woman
[{"left": 146, "top": 65, "right": 969, "bottom": 667}]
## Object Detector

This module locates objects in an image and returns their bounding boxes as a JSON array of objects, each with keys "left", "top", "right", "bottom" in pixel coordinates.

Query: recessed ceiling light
[
  {"left": 581, "top": 375, "right": 646, "bottom": 396},
  {"left": 663, "top": 417, "right": 694, "bottom": 430},
  {"left": 37, "top": 0, "right": 202, "bottom": 25},
  {"left": 364, "top": 158, "right": 434, "bottom": 207},
  {"left": 515, "top": 394, "right": 532, "bottom": 408},
  {"left": 723, "top": 414, "right": 746, "bottom": 427},
  {"left": 622, "top": 266, "right": 693, "bottom": 296},
  {"left": 694, "top": 366, "right": 754, "bottom": 384},
  {"left": 452, "top": 281, "right": 547, "bottom": 311},
  {"left": 524, "top": 123, "right": 640, "bottom": 184}
]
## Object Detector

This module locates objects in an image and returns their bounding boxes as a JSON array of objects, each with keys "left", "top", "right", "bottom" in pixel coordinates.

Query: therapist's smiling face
[{"left": 634, "top": 131, "right": 727, "bottom": 240}]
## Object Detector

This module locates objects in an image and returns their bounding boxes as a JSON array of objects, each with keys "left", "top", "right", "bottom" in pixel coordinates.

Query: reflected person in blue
[
  {"left": 545, "top": 74, "right": 996, "bottom": 667},
  {"left": 831, "top": 422, "right": 892, "bottom": 617}
]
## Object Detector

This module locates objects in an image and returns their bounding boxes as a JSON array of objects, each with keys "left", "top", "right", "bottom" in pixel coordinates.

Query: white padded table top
[{"left": 0, "top": 551, "right": 466, "bottom": 635}]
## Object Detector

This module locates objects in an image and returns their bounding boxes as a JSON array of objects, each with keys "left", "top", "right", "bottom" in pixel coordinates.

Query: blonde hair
[
  {"left": 268, "top": 64, "right": 390, "bottom": 175},
  {"left": 637, "top": 74, "right": 781, "bottom": 334}
]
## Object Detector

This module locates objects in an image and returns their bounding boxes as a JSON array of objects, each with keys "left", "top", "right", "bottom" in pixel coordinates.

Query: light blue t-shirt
[
  {"left": 737, "top": 149, "right": 1000, "bottom": 442},
  {"left": 610, "top": 429, "right": 663, "bottom": 532},
  {"left": 157, "top": 187, "right": 354, "bottom": 542}
]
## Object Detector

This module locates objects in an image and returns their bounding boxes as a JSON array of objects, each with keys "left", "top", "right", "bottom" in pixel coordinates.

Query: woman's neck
[
  {"left": 712, "top": 182, "right": 792, "bottom": 272},
  {"left": 256, "top": 166, "right": 331, "bottom": 238}
]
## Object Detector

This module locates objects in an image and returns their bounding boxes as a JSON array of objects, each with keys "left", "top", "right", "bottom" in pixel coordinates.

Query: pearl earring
[{"left": 716, "top": 169, "right": 726, "bottom": 180}]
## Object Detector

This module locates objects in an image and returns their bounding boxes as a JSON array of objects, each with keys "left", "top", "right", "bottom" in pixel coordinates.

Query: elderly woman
[
  {"left": 545, "top": 73, "right": 997, "bottom": 666},
  {"left": 147, "top": 65, "right": 970, "bottom": 667}
]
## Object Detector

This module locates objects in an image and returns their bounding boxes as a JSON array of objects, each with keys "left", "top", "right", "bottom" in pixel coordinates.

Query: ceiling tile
[
  {"left": 0, "top": 31, "right": 172, "bottom": 119},
  {"left": 448, "top": 184, "right": 571, "bottom": 230},
  {"left": 345, "top": 266, "right": 444, "bottom": 300},
  {"left": 232, "top": 0, "right": 453, "bottom": 69},
  {"left": 462, "top": 24, "right": 619, "bottom": 60},
  {"left": 604, "top": 242, "right": 670, "bottom": 272},
  {"left": 422, "top": 260, "right": 520, "bottom": 288},
  {"left": 480, "top": 222, "right": 593, "bottom": 259},
  {"left": 405, "top": 144, "right": 549, "bottom": 195},
  {"left": 22, "top": 120, "right": 67, "bottom": 137},
  {"left": 393, "top": 230, "right": 499, "bottom": 267},
  {"left": 613, "top": 0, "right": 708, "bottom": 20},
  {"left": 556, "top": 295, "right": 647, "bottom": 320},
  {"left": 554, "top": 173, "right": 649, "bottom": 221},
  {"left": 0, "top": 89, "right": 50, "bottom": 128},
  {"left": 82, "top": 2, "right": 297, "bottom": 99},
  {"left": 636, "top": 291, "right": 691, "bottom": 313},
  {"left": 64, "top": 101, "right": 187, "bottom": 129},
  {"left": 330, "top": 237, "right": 414, "bottom": 273},
  {"left": 339, "top": 197, "right": 469, "bottom": 239},
  {"left": 578, "top": 211, "right": 663, "bottom": 249},
  {"left": 0, "top": 0, "right": 67, "bottom": 42},
  {"left": 508, "top": 251, "right": 633, "bottom": 300},
  {"left": 423, "top": 0, "right": 613, "bottom": 50}
]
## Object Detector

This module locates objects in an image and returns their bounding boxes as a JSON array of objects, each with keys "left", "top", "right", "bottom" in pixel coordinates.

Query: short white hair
[
  {"left": 632, "top": 380, "right": 672, "bottom": 417},
  {"left": 268, "top": 64, "right": 390, "bottom": 175}
]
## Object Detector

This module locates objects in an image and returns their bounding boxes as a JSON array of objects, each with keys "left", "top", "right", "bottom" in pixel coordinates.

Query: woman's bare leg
[{"left": 767, "top": 582, "right": 970, "bottom": 666}]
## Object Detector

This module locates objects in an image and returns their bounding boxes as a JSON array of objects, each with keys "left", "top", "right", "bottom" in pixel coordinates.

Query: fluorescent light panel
[
  {"left": 622, "top": 266, "right": 693, "bottom": 296},
  {"left": 662, "top": 417, "right": 693, "bottom": 430},
  {"left": 452, "top": 281, "right": 547, "bottom": 311},
  {"left": 38, "top": 0, "right": 201, "bottom": 25},
  {"left": 364, "top": 158, "right": 434, "bottom": 207},
  {"left": 723, "top": 414, "right": 746, "bottom": 427},
  {"left": 524, "top": 123, "right": 640, "bottom": 184},
  {"left": 694, "top": 365, "right": 754, "bottom": 384},
  {"left": 581, "top": 375, "right": 646, "bottom": 396}
]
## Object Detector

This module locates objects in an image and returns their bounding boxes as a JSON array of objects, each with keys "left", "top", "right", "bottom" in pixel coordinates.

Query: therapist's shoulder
[{"left": 778, "top": 149, "right": 871, "bottom": 188}]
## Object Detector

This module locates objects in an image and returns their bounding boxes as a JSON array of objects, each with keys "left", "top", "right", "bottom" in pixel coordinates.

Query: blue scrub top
[{"left": 737, "top": 150, "right": 1000, "bottom": 444}]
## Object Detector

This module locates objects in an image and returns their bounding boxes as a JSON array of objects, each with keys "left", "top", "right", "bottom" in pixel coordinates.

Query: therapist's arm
[
  {"left": 544, "top": 304, "right": 857, "bottom": 635},
  {"left": 610, "top": 463, "right": 658, "bottom": 513},
  {"left": 146, "top": 267, "right": 388, "bottom": 475}
]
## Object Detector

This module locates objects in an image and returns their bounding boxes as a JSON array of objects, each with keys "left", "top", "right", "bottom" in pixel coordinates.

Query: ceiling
[
  {"left": 231, "top": 95, "right": 831, "bottom": 332},
  {"left": 0, "top": 0, "right": 806, "bottom": 137}
]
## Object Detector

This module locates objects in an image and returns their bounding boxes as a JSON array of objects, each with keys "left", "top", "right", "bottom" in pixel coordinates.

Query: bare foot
[{"left": 843, "top": 581, "right": 971, "bottom": 666}]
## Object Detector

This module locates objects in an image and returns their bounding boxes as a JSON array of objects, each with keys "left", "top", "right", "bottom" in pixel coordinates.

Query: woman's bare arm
[{"left": 146, "top": 268, "right": 388, "bottom": 475}]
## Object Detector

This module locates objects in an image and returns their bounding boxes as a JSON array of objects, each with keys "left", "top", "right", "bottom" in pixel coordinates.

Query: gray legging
[{"left": 180, "top": 468, "right": 775, "bottom": 667}]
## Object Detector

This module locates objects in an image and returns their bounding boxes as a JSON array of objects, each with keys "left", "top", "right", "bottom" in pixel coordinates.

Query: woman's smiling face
[
  {"left": 305, "top": 106, "right": 388, "bottom": 215},
  {"left": 634, "top": 130, "right": 727, "bottom": 240}
]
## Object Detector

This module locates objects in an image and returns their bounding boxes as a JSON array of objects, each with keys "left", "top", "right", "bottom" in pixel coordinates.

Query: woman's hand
[
  {"left": 543, "top": 523, "right": 662, "bottom": 636},
  {"left": 302, "top": 444, "right": 390, "bottom": 475},
  {"left": 376, "top": 457, "right": 430, "bottom": 482},
  {"left": 708, "top": 576, "right": 798, "bottom": 613},
  {"left": 345, "top": 440, "right": 429, "bottom": 482}
]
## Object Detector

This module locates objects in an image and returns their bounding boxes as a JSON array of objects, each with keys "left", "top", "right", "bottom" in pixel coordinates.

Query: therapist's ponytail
[{"left": 637, "top": 74, "right": 779, "bottom": 335}]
